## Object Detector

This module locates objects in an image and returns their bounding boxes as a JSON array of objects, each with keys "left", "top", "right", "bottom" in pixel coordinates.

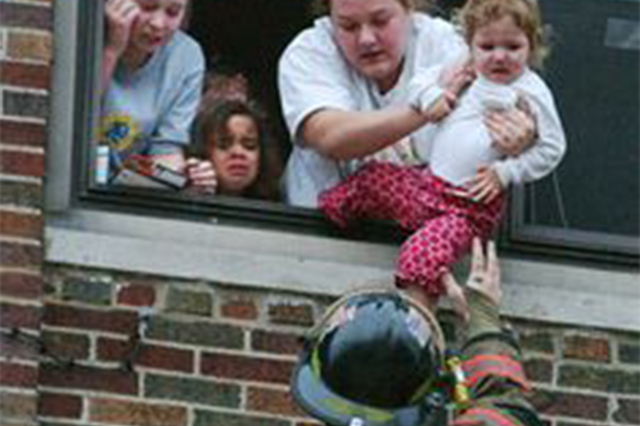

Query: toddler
[{"left": 320, "top": 0, "right": 566, "bottom": 306}]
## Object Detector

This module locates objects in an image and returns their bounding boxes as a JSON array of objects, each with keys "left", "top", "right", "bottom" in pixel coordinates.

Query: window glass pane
[{"left": 524, "top": 0, "right": 639, "bottom": 239}]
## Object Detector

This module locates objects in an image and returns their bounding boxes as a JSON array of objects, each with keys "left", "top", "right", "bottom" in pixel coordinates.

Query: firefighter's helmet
[{"left": 291, "top": 289, "right": 448, "bottom": 426}]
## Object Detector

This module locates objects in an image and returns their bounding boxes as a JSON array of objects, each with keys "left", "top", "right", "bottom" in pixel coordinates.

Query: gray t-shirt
[{"left": 101, "top": 31, "right": 205, "bottom": 160}]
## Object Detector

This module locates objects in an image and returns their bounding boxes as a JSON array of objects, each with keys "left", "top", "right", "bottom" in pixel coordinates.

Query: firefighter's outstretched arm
[{"left": 446, "top": 238, "right": 544, "bottom": 426}]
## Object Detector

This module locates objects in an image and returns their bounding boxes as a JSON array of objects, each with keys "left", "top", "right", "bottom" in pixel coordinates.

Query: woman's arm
[
  {"left": 301, "top": 106, "right": 431, "bottom": 160},
  {"left": 302, "top": 60, "right": 475, "bottom": 161},
  {"left": 492, "top": 90, "right": 566, "bottom": 186}
]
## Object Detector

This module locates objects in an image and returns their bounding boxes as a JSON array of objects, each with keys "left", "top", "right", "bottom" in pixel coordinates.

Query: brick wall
[
  {"left": 38, "top": 266, "right": 639, "bottom": 426},
  {"left": 0, "top": 0, "right": 51, "bottom": 425}
]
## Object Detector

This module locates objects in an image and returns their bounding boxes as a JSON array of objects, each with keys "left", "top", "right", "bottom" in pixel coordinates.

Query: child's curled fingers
[
  {"left": 465, "top": 166, "right": 503, "bottom": 204},
  {"left": 185, "top": 158, "right": 217, "bottom": 194},
  {"left": 445, "top": 167, "right": 503, "bottom": 204}
]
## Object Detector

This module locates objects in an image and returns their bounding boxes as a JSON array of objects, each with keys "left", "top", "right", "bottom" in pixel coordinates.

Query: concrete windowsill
[{"left": 45, "top": 209, "right": 640, "bottom": 332}]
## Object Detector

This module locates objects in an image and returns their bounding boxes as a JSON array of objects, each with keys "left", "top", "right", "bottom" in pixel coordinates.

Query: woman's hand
[
  {"left": 185, "top": 158, "right": 217, "bottom": 194},
  {"left": 485, "top": 95, "right": 537, "bottom": 157},
  {"left": 105, "top": 0, "right": 140, "bottom": 57}
]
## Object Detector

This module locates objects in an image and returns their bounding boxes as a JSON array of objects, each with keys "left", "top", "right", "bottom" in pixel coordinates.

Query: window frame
[
  {"left": 48, "top": 0, "right": 639, "bottom": 269},
  {"left": 45, "top": 0, "right": 640, "bottom": 334}
]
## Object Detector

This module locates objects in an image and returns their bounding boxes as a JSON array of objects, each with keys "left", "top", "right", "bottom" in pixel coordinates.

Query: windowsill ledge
[{"left": 45, "top": 208, "right": 640, "bottom": 332}]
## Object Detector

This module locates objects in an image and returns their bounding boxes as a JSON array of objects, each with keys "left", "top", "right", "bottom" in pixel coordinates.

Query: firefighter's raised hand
[
  {"left": 441, "top": 238, "right": 502, "bottom": 322},
  {"left": 466, "top": 238, "right": 502, "bottom": 306}
]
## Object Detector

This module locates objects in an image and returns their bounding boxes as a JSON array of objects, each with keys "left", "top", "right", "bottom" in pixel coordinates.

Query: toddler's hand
[
  {"left": 449, "top": 166, "right": 504, "bottom": 204},
  {"left": 438, "top": 58, "right": 476, "bottom": 98},
  {"left": 467, "top": 166, "right": 504, "bottom": 204}
]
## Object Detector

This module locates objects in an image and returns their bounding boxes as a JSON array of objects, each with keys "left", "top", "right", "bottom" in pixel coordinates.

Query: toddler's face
[
  {"left": 209, "top": 114, "right": 261, "bottom": 196},
  {"left": 471, "top": 15, "right": 530, "bottom": 84},
  {"left": 129, "top": 0, "right": 187, "bottom": 56}
]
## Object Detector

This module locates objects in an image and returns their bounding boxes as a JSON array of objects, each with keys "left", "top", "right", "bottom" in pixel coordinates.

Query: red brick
[
  {"left": 0, "top": 241, "right": 43, "bottom": 267},
  {"left": 89, "top": 398, "right": 187, "bottom": 426},
  {"left": 116, "top": 284, "right": 156, "bottom": 307},
  {"left": 40, "top": 364, "right": 138, "bottom": 395},
  {"left": 97, "top": 338, "right": 194, "bottom": 373},
  {"left": 43, "top": 303, "right": 138, "bottom": 335},
  {"left": 0, "top": 391, "right": 37, "bottom": 419},
  {"left": 563, "top": 335, "right": 611, "bottom": 363},
  {"left": 251, "top": 329, "right": 303, "bottom": 355},
  {"left": 0, "top": 120, "right": 46, "bottom": 147},
  {"left": 38, "top": 392, "right": 82, "bottom": 418},
  {"left": 0, "top": 302, "right": 41, "bottom": 329},
  {"left": 0, "top": 62, "right": 50, "bottom": 90},
  {"left": 0, "top": 272, "right": 42, "bottom": 299},
  {"left": 247, "top": 386, "right": 306, "bottom": 417},
  {"left": 0, "top": 151, "right": 44, "bottom": 177},
  {"left": 0, "top": 211, "right": 43, "bottom": 239},
  {"left": 0, "top": 362, "right": 38, "bottom": 388},
  {"left": 221, "top": 299, "right": 258, "bottom": 320},
  {"left": 201, "top": 352, "right": 294, "bottom": 384}
]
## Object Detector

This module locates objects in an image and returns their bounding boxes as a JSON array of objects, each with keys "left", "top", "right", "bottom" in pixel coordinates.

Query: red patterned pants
[{"left": 319, "top": 162, "right": 505, "bottom": 299}]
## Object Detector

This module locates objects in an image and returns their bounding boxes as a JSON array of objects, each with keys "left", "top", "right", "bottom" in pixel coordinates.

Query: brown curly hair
[{"left": 454, "top": 0, "right": 550, "bottom": 68}]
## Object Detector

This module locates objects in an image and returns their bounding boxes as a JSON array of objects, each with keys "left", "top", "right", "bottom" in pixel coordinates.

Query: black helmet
[{"left": 291, "top": 289, "right": 448, "bottom": 426}]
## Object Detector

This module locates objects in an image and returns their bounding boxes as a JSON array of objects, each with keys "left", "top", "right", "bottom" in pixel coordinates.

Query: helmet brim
[{"left": 291, "top": 353, "right": 433, "bottom": 426}]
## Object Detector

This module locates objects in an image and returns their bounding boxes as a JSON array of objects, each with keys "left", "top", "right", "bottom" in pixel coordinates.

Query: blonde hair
[{"left": 455, "top": 0, "right": 550, "bottom": 68}]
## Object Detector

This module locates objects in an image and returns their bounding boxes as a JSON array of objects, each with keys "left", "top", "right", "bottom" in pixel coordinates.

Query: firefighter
[{"left": 291, "top": 238, "right": 541, "bottom": 426}]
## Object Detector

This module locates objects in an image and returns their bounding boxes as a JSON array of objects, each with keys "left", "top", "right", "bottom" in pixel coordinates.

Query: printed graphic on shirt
[{"left": 101, "top": 113, "right": 146, "bottom": 161}]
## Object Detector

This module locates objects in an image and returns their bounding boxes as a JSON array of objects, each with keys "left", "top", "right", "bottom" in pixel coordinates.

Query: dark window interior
[
  {"left": 525, "top": 0, "right": 639, "bottom": 238},
  {"left": 188, "top": 0, "right": 314, "bottom": 157}
]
